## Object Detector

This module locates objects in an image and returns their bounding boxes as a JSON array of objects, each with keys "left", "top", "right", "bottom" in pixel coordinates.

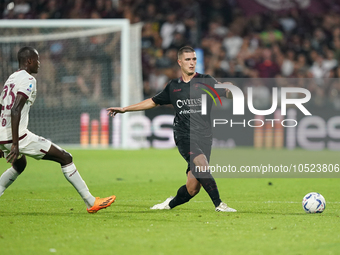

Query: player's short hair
[
  {"left": 17, "top": 46, "right": 37, "bottom": 65},
  {"left": 178, "top": 46, "right": 195, "bottom": 59}
]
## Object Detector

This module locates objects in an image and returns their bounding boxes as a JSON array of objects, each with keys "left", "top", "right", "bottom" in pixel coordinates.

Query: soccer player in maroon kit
[{"left": 107, "top": 46, "right": 236, "bottom": 212}]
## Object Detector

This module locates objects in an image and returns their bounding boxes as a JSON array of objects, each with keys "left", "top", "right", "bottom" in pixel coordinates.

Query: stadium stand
[{"left": 1, "top": 0, "right": 340, "bottom": 109}]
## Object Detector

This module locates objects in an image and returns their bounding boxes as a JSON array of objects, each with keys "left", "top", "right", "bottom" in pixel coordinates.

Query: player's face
[
  {"left": 178, "top": 52, "right": 197, "bottom": 76},
  {"left": 28, "top": 50, "right": 40, "bottom": 74}
]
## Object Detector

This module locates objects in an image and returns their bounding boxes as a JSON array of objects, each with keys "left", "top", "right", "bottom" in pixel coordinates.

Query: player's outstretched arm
[
  {"left": 107, "top": 98, "right": 158, "bottom": 117},
  {"left": 6, "top": 94, "right": 27, "bottom": 163}
]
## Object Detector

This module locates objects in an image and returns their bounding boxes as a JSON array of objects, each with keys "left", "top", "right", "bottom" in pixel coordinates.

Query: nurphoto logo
[{"left": 201, "top": 83, "right": 312, "bottom": 128}]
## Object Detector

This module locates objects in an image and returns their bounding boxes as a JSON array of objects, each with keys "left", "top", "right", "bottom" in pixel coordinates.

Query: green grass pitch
[{"left": 0, "top": 148, "right": 339, "bottom": 255}]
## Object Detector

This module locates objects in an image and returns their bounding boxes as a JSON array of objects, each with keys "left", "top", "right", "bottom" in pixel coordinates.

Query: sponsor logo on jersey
[
  {"left": 176, "top": 98, "right": 202, "bottom": 108},
  {"left": 179, "top": 109, "right": 202, "bottom": 114},
  {"left": 173, "top": 89, "right": 182, "bottom": 92}
]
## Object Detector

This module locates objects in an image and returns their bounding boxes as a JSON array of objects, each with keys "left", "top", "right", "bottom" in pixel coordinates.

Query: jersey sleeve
[
  {"left": 17, "top": 76, "right": 36, "bottom": 99},
  {"left": 152, "top": 82, "right": 171, "bottom": 105}
]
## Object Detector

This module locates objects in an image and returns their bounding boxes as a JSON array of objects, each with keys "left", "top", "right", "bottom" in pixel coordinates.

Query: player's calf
[
  {"left": 0, "top": 166, "right": 20, "bottom": 197},
  {"left": 0, "top": 155, "right": 27, "bottom": 197},
  {"left": 186, "top": 170, "right": 201, "bottom": 196},
  {"left": 168, "top": 185, "right": 194, "bottom": 209},
  {"left": 191, "top": 169, "right": 222, "bottom": 207}
]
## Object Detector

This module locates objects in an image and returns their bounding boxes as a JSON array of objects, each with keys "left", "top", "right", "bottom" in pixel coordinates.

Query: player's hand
[
  {"left": 218, "top": 81, "right": 233, "bottom": 99},
  {"left": 0, "top": 149, "right": 4, "bottom": 158},
  {"left": 6, "top": 143, "right": 19, "bottom": 163},
  {"left": 107, "top": 107, "right": 126, "bottom": 117},
  {"left": 226, "top": 88, "right": 232, "bottom": 99}
]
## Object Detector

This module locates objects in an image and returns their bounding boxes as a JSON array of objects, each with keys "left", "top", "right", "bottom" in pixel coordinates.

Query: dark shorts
[{"left": 176, "top": 138, "right": 212, "bottom": 174}]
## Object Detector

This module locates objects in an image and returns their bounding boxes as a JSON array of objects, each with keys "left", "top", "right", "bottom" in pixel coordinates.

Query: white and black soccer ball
[{"left": 302, "top": 192, "right": 326, "bottom": 213}]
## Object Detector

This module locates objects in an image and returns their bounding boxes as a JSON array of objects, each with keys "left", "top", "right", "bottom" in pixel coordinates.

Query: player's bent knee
[
  {"left": 187, "top": 185, "right": 201, "bottom": 196},
  {"left": 62, "top": 150, "right": 73, "bottom": 165},
  {"left": 188, "top": 188, "right": 200, "bottom": 196},
  {"left": 13, "top": 156, "right": 27, "bottom": 174},
  {"left": 193, "top": 154, "right": 208, "bottom": 168}
]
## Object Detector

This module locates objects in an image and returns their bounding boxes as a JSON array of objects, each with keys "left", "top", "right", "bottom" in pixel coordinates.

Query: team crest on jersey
[{"left": 27, "top": 84, "right": 33, "bottom": 92}]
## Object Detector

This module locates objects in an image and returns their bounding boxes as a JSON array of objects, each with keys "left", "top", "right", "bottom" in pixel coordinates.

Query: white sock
[
  {"left": 61, "top": 163, "right": 95, "bottom": 208},
  {"left": 0, "top": 167, "right": 19, "bottom": 197}
]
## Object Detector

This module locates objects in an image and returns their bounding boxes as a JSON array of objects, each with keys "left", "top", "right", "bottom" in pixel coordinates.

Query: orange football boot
[{"left": 87, "top": 195, "right": 116, "bottom": 213}]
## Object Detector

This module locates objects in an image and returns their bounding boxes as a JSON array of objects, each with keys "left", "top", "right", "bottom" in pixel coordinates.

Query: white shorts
[{"left": 0, "top": 131, "right": 52, "bottom": 160}]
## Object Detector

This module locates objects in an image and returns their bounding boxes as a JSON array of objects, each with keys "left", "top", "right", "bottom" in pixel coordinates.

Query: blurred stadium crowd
[{"left": 1, "top": 0, "right": 340, "bottom": 109}]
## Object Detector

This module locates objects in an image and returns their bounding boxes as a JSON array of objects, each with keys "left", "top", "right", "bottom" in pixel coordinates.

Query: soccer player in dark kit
[{"left": 107, "top": 46, "right": 236, "bottom": 212}]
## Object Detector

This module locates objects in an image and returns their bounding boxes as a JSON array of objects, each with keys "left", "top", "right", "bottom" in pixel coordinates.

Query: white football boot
[
  {"left": 215, "top": 202, "right": 237, "bottom": 212},
  {"left": 150, "top": 196, "right": 174, "bottom": 210}
]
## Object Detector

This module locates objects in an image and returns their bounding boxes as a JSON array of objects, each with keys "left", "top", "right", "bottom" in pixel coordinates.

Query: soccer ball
[{"left": 302, "top": 192, "right": 326, "bottom": 213}]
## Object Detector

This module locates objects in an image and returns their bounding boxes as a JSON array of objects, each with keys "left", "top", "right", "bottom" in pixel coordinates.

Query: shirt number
[{"left": 2, "top": 83, "right": 16, "bottom": 110}]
